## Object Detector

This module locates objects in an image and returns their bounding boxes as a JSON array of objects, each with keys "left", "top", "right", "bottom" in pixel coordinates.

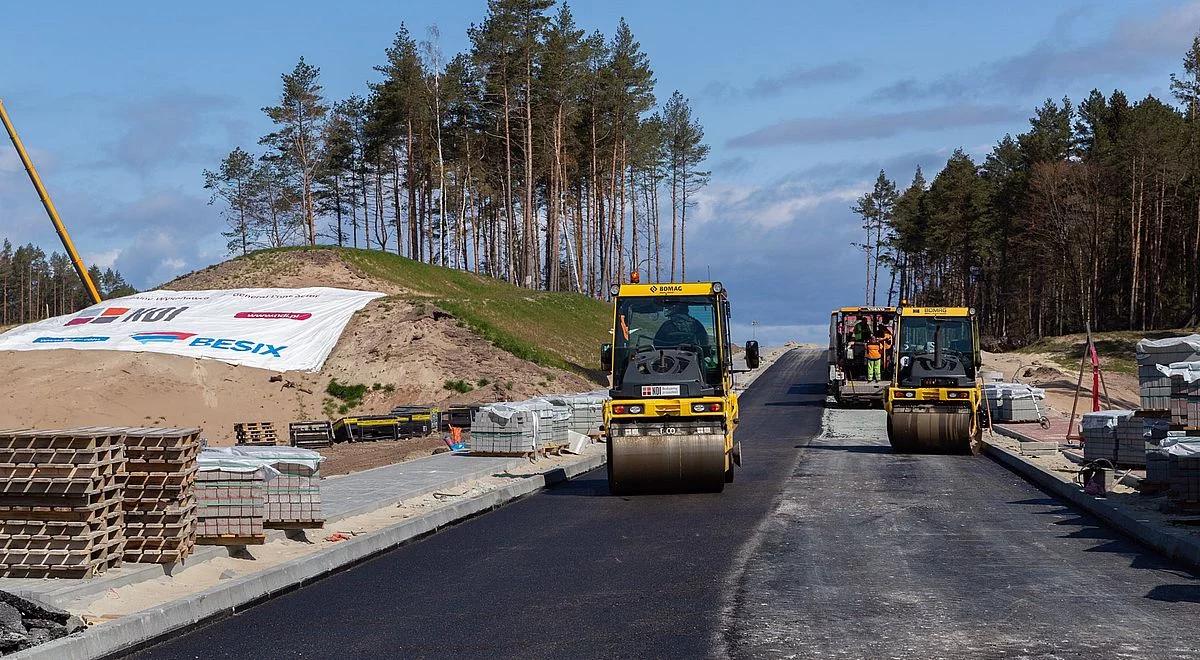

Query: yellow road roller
[
  {"left": 600, "top": 280, "right": 759, "bottom": 494},
  {"left": 885, "top": 305, "right": 985, "bottom": 453}
]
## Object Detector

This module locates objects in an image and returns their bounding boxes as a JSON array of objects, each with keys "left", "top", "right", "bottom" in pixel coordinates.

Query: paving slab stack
[
  {"left": 118, "top": 427, "right": 200, "bottom": 564},
  {"left": 983, "top": 382, "right": 1046, "bottom": 423},
  {"left": 545, "top": 393, "right": 607, "bottom": 436},
  {"left": 227, "top": 446, "right": 324, "bottom": 529},
  {"left": 0, "top": 428, "right": 126, "bottom": 579},
  {"left": 1081, "top": 410, "right": 1135, "bottom": 464},
  {"left": 1154, "top": 362, "right": 1200, "bottom": 428},
  {"left": 469, "top": 400, "right": 554, "bottom": 454},
  {"left": 1162, "top": 436, "right": 1200, "bottom": 510},
  {"left": 535, "top": 398, "right": 570, "bottom": 446},
  {"left": 1109, "top": 413, "right": 1170, "bottom": 467},
  {"left": 1136, "top": 335, "right": 1200, "bottom": 412},
  {"left": 195, "top": 451, "right": 270, "bottom": 545}
]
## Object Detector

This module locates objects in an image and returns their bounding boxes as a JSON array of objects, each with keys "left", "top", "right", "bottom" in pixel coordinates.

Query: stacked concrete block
[
  {"left": 469, "top": 402, "right": 547, "bottom": 454},
  {"left": 195, "top": 467, "right": 266, "bottom": 545},
  {"left": 1081, "top": 410, "right": 1134, "bottom": 464},
  {"left": 1146, "top": 449, "right": 1171, "bottom": 489},
  {"left": 1137, "top": 336, "right": 1200, "bottom": 411},
  {"left": 118, "top": 427, "right": 199, "bottom": 564},
  {"left": 0, "top": 428, "right": 126, "bottom": 579},
  {"left": 545, "top": 393, "right": 607, "bottom": 436},
  {"left": 1168, "top": 453, "right": 1200, "bottom": 509},
  {"left": 227, "top": 446, "right": 324, "bottom": 529},
  {"left": 984, "top": 383, "right": 1045, "bottom": 423},
  {"left": 1110, "top": 415, "right": 1168, "bottom": 467}
]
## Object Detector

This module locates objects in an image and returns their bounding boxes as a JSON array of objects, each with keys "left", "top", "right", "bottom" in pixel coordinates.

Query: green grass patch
[
  {"left": 443, "top": 379, "right": 474, "bottom": 393},
  {"left": 326, "top": 378, "right": 368, "bottom": 409}
]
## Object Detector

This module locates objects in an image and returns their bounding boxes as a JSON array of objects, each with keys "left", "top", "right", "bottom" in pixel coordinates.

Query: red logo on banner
[{"left": 234, "top": 311, "right": 313, "bottom": 321}]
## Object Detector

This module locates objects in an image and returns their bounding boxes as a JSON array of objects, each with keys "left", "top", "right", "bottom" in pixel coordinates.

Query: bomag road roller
[
  {"left": 600, "top": 280, "right": 759, "bottom": 495},
  {"left": 885, "top": 305, "right": 986, "bottom": 453}
]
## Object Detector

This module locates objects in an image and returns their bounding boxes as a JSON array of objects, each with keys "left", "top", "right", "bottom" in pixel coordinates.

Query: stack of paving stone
[
  {"left": 288, "top": 421, "right": 332, "bottom": 449},
  {"left": 1081, "top": 410, "right": 1134, "bottom": 463},
  {"left": 234, "top": 422, "right": 277, "bottom": 446},
  {"left": 1168, "top": 449, "right": 1200, "bottom": 511},
  {"left": 544, "top": 393, "right": 607, "bottom": 436},
  {"left": 1137, "top": 335, "right": 1200, "bottom": 411},
  {"left": 469, "top": 400, "right": 553, "bottom": 454},
  {"left": 227, "top": 446, "right": 324, "bottom": 529},
  {"left": 1110, "top": 414, "right": 1168, "bottom": 467},
  {"left": 118, "top": 427, "right": 199, "bottom": 564},
  {"left": 1145, "top": 448, "right": 1172, "bottom": 492},
  {"left": 195, "top": 452, "right": 268, "bottom": 545},
  {"left": 983, "top": 382, "right": 1045, "bottom": 423},
  {"left": 535, "top": 398, "right": 570, "bottom": 447},
  {"left": 0, "top": 428, "right": 126, "bottom": 579}
]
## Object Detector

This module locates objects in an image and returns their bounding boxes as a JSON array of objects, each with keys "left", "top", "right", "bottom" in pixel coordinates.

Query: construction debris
[
  {"left": 0, "top": 589, "right": 86, "bottom": 652},
  {"left": 0, "top": 429, "right": 126, "bottom": 579}
]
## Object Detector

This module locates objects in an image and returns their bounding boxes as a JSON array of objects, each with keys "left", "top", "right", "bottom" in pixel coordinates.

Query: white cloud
[{"left": 88, "top": 248, "right": 121, "bottom": 269}]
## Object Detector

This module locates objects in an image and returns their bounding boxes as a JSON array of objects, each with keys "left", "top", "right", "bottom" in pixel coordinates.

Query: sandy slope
[
  {"left": 983, "top": 350, "right": 1141, "bottom": 416},
  {"left": 0, "top": 251, "right": 592, "bottom": 445}
]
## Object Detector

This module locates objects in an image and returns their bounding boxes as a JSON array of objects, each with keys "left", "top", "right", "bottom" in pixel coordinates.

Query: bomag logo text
[{"left": 652, "top": 285, "right": 684, "bottom": 293}]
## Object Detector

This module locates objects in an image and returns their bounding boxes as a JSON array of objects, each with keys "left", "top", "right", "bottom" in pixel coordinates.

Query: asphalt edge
[
  {"left": 981, "top": 437, "right": 1200, "bottom": 573},
  {"left": 13, "top": 452, "right": 605, "bottom": 660}
]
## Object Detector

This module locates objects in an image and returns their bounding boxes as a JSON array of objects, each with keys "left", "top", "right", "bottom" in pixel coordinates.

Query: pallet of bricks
[
  {"left": 540, "top": 393, "right": 605, "bottom": 451},
  {"left": 195, "top": 451, "right": 268, "bottom": 545},
  {"left": 1136, "top": 335, "right": 1200, "bottom": 412},
  {"left": 289, "top": 421, "right": 332, "bottom": 449},
  {"left": 0, "top": 428, "right": 126, "bottom": 579},
  {"left": 234, "top": 421, "right": 277, "bottom": 447},
  {"left": 1110, "top": 412, "right": 1170, "bottom": 468},
  {"left": 1158, "top": 362, "right": 1200, "bottom": 429},
  {"left": 1081, "top": 410, "right": 1135, "bottom": 465},
  {"left": 1158, "top": 433, "right": 1200, "bottom": 511},
  {"left": 228, "top": 446, "right": 325, "bottom": 529},
  {"left": 469, "top": 400, "right": 555, "bottom": 455},
  {"left": 118, "top": 427, "right": 199, "bottom": 564},
  {"left": 984, "top": 383, "right": 1046, "bottom": 423}
]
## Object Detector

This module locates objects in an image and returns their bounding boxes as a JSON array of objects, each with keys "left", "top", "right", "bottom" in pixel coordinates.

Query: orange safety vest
[{"left": 865, "top": 339, "right": 883, "bottom": 360}]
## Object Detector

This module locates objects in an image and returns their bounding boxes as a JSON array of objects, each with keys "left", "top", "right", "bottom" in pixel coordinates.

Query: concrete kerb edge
[
  {"left": 14, "top": 452, "right": 605, "bottom": 660},
  {"left": 981, "top": 438, "right": 1200, "bottom": 573}
]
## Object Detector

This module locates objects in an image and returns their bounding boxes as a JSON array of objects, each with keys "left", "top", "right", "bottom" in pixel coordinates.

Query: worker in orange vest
[{"left": 865, "top": 334, "right": 883, "bottom": 382}]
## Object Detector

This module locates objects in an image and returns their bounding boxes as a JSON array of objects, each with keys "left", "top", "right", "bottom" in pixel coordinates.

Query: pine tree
[{"left": 260, "top": 58, "right": 328, "bottom": 246}]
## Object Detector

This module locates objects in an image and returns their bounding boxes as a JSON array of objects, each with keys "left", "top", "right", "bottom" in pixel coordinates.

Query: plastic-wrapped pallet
[
  {"left": 984, "top": 383, "right": 1045, "bottom": 423},
  {"left": 195, "top": 450, "right": 276, "bottom": 545},
  {"left": 0, "top": 428, "right": 127, "bottom": 579},
  {"left": 1081, "top": 410, "right": 1134, "bottom": 462},
  {"left": 1163, "top": 436, "right": 1200, "bottom": 509},
  {"left": 558, "top": 392, "right": 608, "bottom": 436},
  {"left": 1137, "top": 336, "right": 1200, "bottom": 410},
  {"left": 1112, "top": 415, "right": 1167, "bottom": 467},
  {"left": 535, "top": 397, "right": 575, "bottom": 445},
  {"left": 227, "top": 446, "right": 324, "bottom": 529},
  {"left": 469, "top": 403, "right": 542, "bottom": 454},
  {"left": 1155, "top": 362, "right": 1200, "bottom": 427}
]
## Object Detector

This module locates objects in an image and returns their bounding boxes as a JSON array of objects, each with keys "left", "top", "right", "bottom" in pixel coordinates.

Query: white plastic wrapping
[
  {"left": 227, "top": 445, "right": 325, "bottom": 472},
  {"left": 1137, "top": 335, "right": 1200, "bottom": 363},
  {"left": 1157, "top": 361, "right": 1200, "bottom": 384},
  {"left": 1080, "top": 410, "right": 1134, "bottom": 431},
  {"left": 984, "top": 382, "right": 1046, "bottom": 400},
  {"left": 197, "top": 447, "right": 282, "bottom": 479}
]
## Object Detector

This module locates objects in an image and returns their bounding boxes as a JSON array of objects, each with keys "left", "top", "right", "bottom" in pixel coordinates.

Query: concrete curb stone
[{"left": 12, "top": 453, "right": 605, "bottom": 660}]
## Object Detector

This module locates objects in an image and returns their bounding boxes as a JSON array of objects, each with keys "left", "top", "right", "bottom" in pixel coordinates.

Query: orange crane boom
[{"left": 0, "top": 98, "right": 101, "bottom": 305}]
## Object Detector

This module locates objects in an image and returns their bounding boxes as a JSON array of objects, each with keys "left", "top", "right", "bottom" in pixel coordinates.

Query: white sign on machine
[{"left": 0, "top": 287, "right": 384, "bottom": 372}]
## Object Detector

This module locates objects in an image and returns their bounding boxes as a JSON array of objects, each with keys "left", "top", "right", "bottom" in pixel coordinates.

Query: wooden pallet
[
  {"left": 0, "top": 444, "right": 124, "bottom": 466},
  {"left": 265, "top": 520, "right": 325, "bottom": 530},
  {"left": 197, "top": 534, "right": 266, "bottom": 546},
  {"left": 0, "top": 429, "right": 124, "bottom": 451},
  {"left": 0, "top": 552, "right": 122, "bottom": 579},
  {"left": 0, "top": 495, "right": 124, "bottom": 523}
]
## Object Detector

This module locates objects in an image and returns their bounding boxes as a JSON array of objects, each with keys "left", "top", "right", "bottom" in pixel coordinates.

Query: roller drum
[
  {"left": 607, "top": 433, "right": 727, "bottom": 495},
  {"left": 888, "top": 404, "right": 974, "bottom": 454}
]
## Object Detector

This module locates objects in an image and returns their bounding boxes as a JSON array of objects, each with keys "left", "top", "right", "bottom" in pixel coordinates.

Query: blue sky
[{"left": 2, "top": 1, "right": 1198, "bottom": 345}]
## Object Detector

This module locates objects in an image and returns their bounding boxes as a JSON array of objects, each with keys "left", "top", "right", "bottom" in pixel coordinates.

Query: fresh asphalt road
[
  {"left": 131, "top": 349, "right": 827, "bottom": 659},
  {"left": 131, "top": 348, "right": 1200, "bottom": 659}
]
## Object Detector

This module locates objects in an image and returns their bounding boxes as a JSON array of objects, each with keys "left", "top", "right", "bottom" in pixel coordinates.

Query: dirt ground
[
  {"left": 0, "top": 252, "right": 592, "bottom": 449},
  {"left": 983, "top": 350, "right": 1141, "bottom": 416}
]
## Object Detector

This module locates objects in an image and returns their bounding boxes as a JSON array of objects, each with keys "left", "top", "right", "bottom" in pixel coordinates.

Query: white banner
[{"left": 0, "top": 287, "right": 384, "bottom": 372}]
